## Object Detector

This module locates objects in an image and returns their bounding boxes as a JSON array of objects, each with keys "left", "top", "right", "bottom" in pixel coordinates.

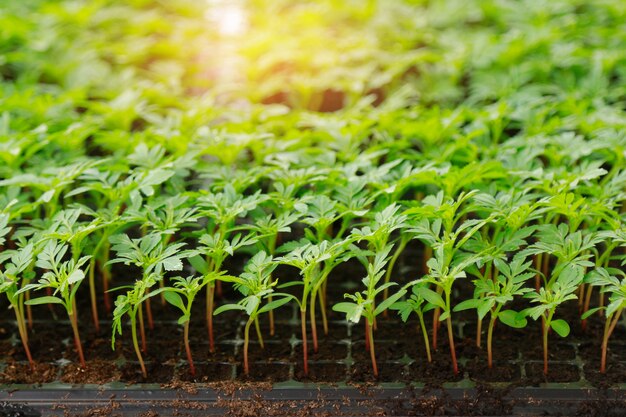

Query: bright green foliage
[{"left": 1, "top": 0, "right": 625, "bottom": 381}]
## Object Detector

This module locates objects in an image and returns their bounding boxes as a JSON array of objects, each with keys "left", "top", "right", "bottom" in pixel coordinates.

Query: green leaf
[
  {"left": 258, "top": 296, "right": 294, "bottom": 314},
  {"left": 214, "top": 303, "right": 246, "bottom": 315},
  {"left": 67, "top": 269, "right": 85, "bottom": 285},
  {"left": 25, "top": 296, "right": 64, "bottom": 306},
  {"left": 453, "top": 298, "right": 481, "bottom": 312},
  {"left": 414, "top": 286, "right": 445, "bottom": 309},
  {"left": 581, "top": 307, "right": 603, "bottom": 320},
  {"left": 333, "top": 302, "right": 362, "bottom": 323},
  {"left": 188, "top": 255, "right": 209, "bottom": 275},
  {"left": 162, "top": 257, "right": 183, "bottom": 272},
  {"left": 164, "top": 291, "right": 185, "bottom": 311},
  {"left": 550, "top": 319, "right": 570, "bottom": 337},
  {"left": 374, "top": 289, "right": 406, "bottom": 316},
  {"left": 498, "top": 310, "right": 527, "bottom": 328}
]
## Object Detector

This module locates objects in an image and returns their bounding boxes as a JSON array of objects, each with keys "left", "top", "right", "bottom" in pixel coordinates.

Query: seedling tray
[
  {"left": 2, "top": 300, "right": 626, "bottom": 416},
  {"left": 1, "top": 386, "right": 626, "bottom": 416}
]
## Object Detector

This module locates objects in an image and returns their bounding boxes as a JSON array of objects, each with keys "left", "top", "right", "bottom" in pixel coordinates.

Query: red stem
[
  {"left": 446, "top": 315, "right": 458, "bottom": 375},
  {"left": 70, "top": 309, "right": 86, "bottom": 368},
  {"left": 145, "top": 297, "right": 154, "bottom": 330},
  {"left": 184, "top": 321, "right": 195, "bottom": 377},
  {"left": 367, "top": 319, "right": 378, "bottom": 378},
  {"left": 207, "top": 284, "right": 215, "bottom": 353},
  {"left": 300, "top": 309, "right": 308, "bottom": 376}
]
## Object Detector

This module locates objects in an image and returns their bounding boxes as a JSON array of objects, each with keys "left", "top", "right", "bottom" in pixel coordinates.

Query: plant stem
[
  {"left": 366, "top": 318, "right": 378, "bottom": 377},
  {"left": 446, "top": 313, "right": 458, "bottom": 375},
  {"left": 267, "top": 295, "right": 275, "bottom": 337},
  {"left": 25, "top": 290, "right": 33, "bottom": 329},
  {"left": 318, "top": 286, "right": 328, "bottom": 335},
  {"left": 101, "top": 246, "right": 111, "bottom": 314},
  {"left": 432, "top": 307, "right": 440, "bottom": 351},
  {"left": 601, "top": 309, "right": 622, "bottom": 373},
  {"left": 534, "top": 253, "right": 543, "bottom": 291},
  {"left": 184, "top": 321, "right": 195, "bottom": 377},
  {"left": 14, "top": 306, "right": 34, "bottom": 369},
  {"left": 383, "top": 239, "right": 407, "bottom": 302},
  {"left": 310, "top": 291, "right": 319, "bottom": 353},
  {"left": 254, "top": 317, "right": 264, "bottom": 349},
  {"left": 476, "top": 319, "right": 483, "bottom": 348},
  {"left": 138, "top": 305, "right": 147, "bottom": 353},
  {"left": 69, "top": 309, "right": 86, "bottom": 368},
  {"left": 487, "top": 315, "right": 497, "bottom": 369},
  {"left": 542, "top": 312, "right": 554, "bottom": 375},
  {"left": 243, "top": 318, "right": 252, "bottom": 376},
  {"left": 582, "top": 283, "right": 594, "bottom": 330},
  {"left": 300, "top": 309, "right": 308, "bottom": 376},
  {"left": 207, "top": 283, "right": 215, "bottom": 353},
  {"left": 131, "top": 314, "right": 147, "bottom": 378},
  {"left": 145, "top": 297, "right": 154, "bottom": 330},
  {"left": 88, "top": 259, "right": 100, "bottom": 333},
  {"left": 417, "top": 312, "right": 431, "bottom": 362}
]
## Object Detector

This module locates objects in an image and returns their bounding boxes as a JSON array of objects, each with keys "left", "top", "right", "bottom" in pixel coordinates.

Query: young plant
[
  {"left": 454, "top": 256, "right": 534, "bottom": 368},
  {"left": 390, "top": 280, "right": 435, "bottom": 363},
  {"left": 0, "top": 241, "right": 36, "bottom": 368},
  {"left": 333, "top": 245, "right": 406, "bottom": 377},
  {"left": 161, "top": 275, "right": 208, "bottom": 377},
  {"left": 44, "top": 208, "right": 107, "bottom": 331},
  {"left": 582, "top": 267, "right": 626, "bottom": 373},
  {"left": 111, "top": 274, "right": 166, "bottom": 378},
  {"left": 276, "top": 240, "right": 334, "bottom": 375},
  {"left": 20, "top": 240, "right": 91, "bottom": 367},
  {"left": 192, "top": 231, "right": 257, "bottom": 352},
  {"left": 523, "top": 263, "right": 584, "bottom": 375},
  {"left": 195, "top": 185, "right": 266, "bottom": 351},
  {"left": 245, "top": 211, "right": 300, "bottom": 336},
  {"left": 109, "top": 233, "right": 188, "bottom": 353},
  {"left": 214, "top": 252, "right": 294, "bottom": 376}
]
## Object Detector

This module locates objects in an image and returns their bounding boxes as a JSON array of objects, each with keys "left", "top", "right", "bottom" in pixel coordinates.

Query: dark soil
[
  {"left": 524, "top": 363, "right": 581, "bottom": 383},
  {"left": 0, "top": 362, "right": 58, "bottom": 384}
]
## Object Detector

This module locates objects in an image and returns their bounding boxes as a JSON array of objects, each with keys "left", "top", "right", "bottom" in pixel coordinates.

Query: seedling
[
  {"left": 333, "top": 245, "right": 406, "bottom": 377},
  {"left": 0, "top": 240, "right": 35, "bottom": 368},
  {"left": 523, "top": 263, "right": 584, "bottom": 375},
  {"left": 20, "top": 240, "right": 91, "bottom": 367},
  {"left": 455, "top": 256, "right": 533, "bottom": 368},
  {"left": 109, "top": 233, "right": 188, "bottom": 354},
  {"left": 390, "top": 281, "right": 435, "bottom": 363},
  {"left": 162, "top": 275, "right": 214, "bottom": 376},
  {"left": 583, "top": 267, "right": 626, "bottom": 373},
  {"left": 214, "top": 252, "right": 294, "bottom": 376}
]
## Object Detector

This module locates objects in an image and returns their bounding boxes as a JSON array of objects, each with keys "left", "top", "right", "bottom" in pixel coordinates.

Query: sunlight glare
[{"left": 205, "top": 0, "right": 247, "bottom": 37}]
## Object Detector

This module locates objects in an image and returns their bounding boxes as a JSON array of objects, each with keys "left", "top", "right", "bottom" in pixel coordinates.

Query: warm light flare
[{"left": 205, "top": 0, "right": 248, "bottom": 37}]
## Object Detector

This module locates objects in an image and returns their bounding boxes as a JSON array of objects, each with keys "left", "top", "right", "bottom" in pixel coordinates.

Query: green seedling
[
  {"left": 455, "top": 256, "right": 534, "bottom": 368},
  {"left": 20, "top": 240, "right": 91, "bottom": 367},
  {"left": 109, "top": 233, "right": 188, "bottom": 354},
  {"left": 214, "top": 252, "right": 294, "bottom": 376},
  {"left": 0, "top": 240, "right": 35, "bottom": 368},
  {"left": 390, "top": 281, "right": 435, "bottom": 363},
  {"left": 333, "top": 245, "right": 406, "bottom": 377},
  {"left": 583, "top": 267, "right": 626, "bottom": 373},
  {"left": 523, "top": 263, "right": 584, "bottom": 375},
  {"left": 162, "top": 275, "right": 211, "bottom": 377}
]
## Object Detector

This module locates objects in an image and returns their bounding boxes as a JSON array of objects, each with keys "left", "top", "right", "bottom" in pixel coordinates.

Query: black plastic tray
[{"left": 1, "top": 386, "right": 625, "bottom": 416}]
